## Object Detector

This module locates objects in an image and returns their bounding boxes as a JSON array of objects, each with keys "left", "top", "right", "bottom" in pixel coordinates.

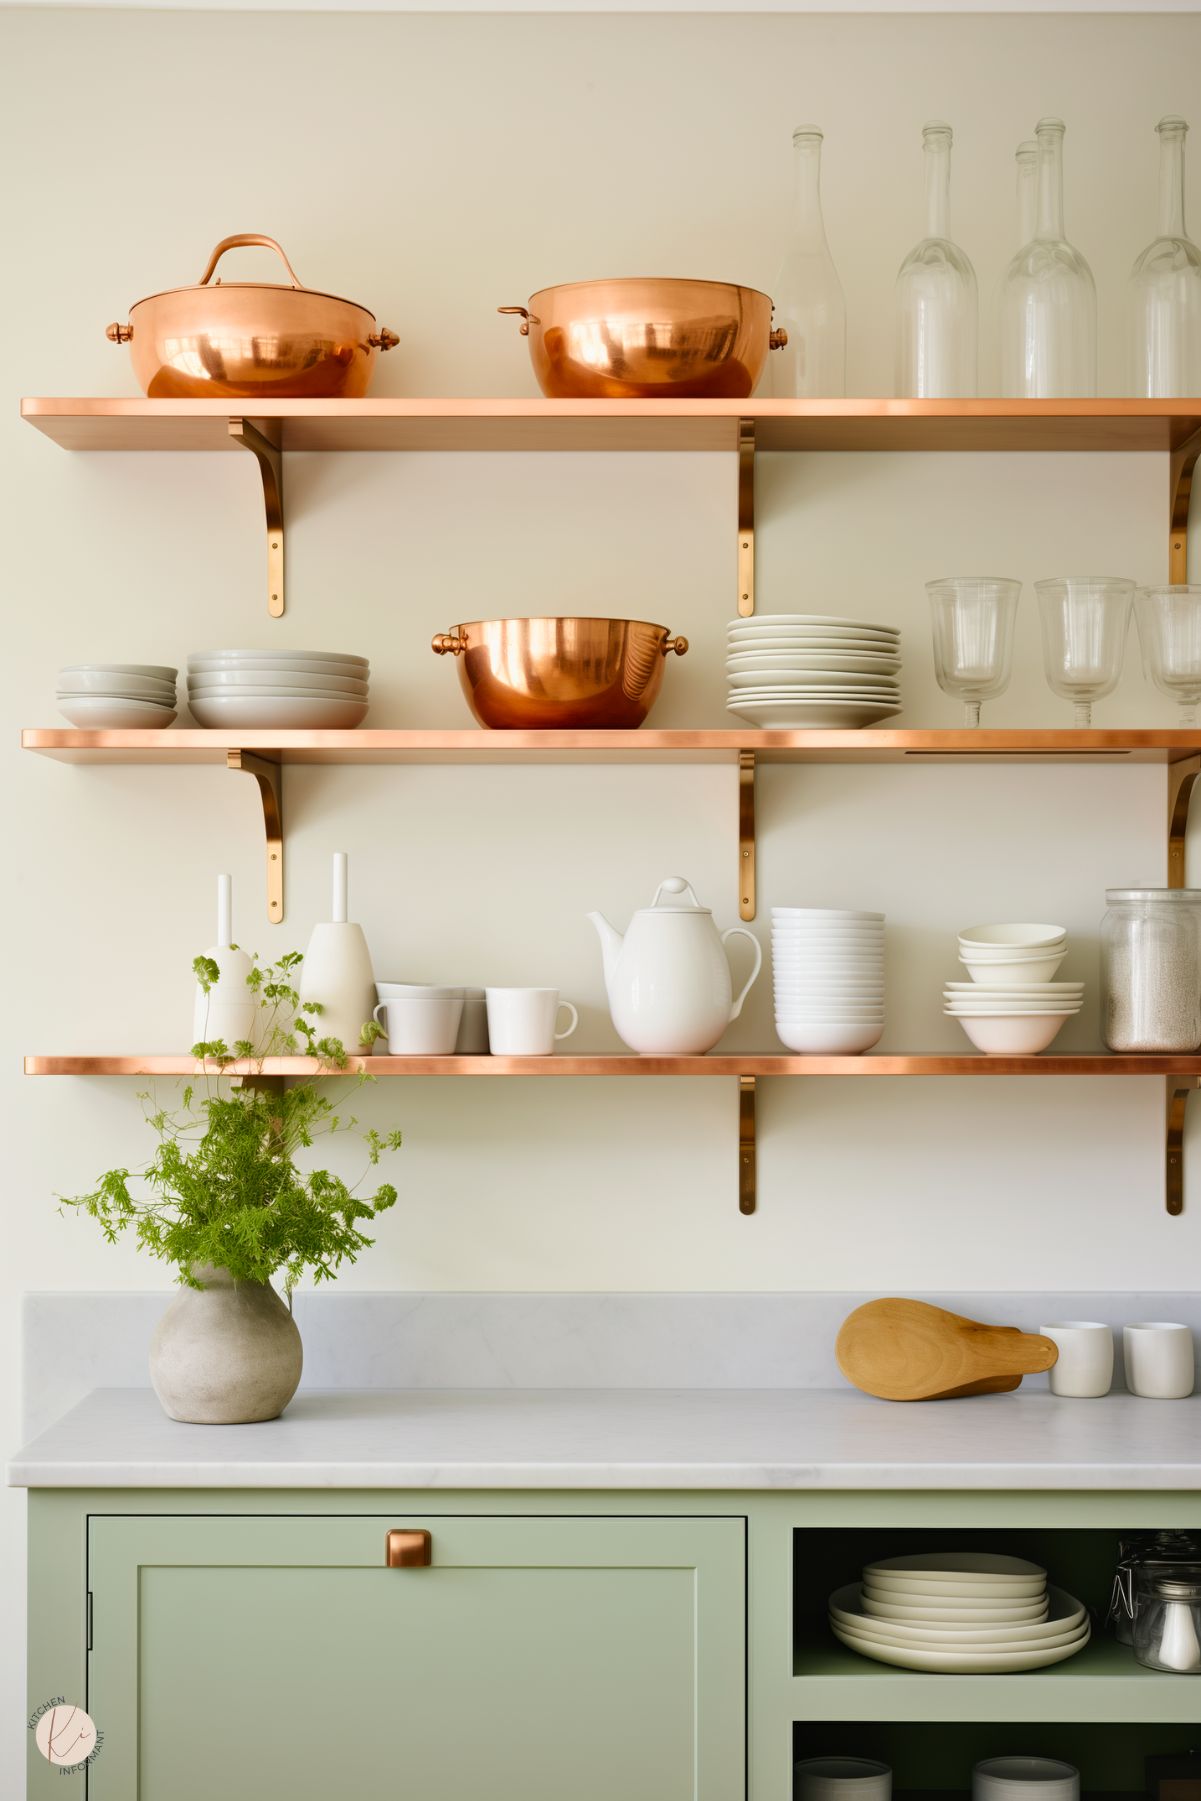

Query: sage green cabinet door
[{"left": 87, "top": 1513, "right": 745, "bottom": 1801}]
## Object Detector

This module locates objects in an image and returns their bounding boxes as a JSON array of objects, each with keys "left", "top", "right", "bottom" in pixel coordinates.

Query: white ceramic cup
[
  {"left": 794, "top": 1757, "right": 891, "bottom": 1801},
  {"left": 1123, "top": 1321, "right": 1196, "bottom": 1399},
  {"left": 1040, "top": 1321, "right": 1114, "bottom": 1398},
  {"left": 973, "top": 1757, "right": 1079, "bottom": 1801},
  {"left": 372, "top": 996, "right": 463, "bottom": 1055},
  {"left": 485, "top": 988, "right": 578, "bottom": 1056}
]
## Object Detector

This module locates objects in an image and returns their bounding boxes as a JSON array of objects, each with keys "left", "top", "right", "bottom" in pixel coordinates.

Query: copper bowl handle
[
  {"left": 105, "top": 322, "right": 133, "bottom": 344},
  {"left": 498, "top": 305, "right": 541, "bottom": 337},
  {"left": 769, "top": 328, "right": 789, "bottom": 350},
  {"left": 663, "top": 635, "right": 689, "bottom": 656},
  {"left": 368, "top": 328, "right": 399, "bottom": 351},
  {"left": 197, "top": 234, "right": 304, "bottom": 289},
  {"left": 432, "top": 632, "right": 466, "bottom": 656}
]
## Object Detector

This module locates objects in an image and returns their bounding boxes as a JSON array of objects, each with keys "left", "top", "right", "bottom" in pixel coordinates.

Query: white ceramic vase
[
  {"left": 149, "top": 1264, "right": 303, "bottom": 1424},
  {"left": 192, "top": 873, "right": 257, "bottom": 1051},
  {"left": 298, "top": 852, "right": 376, "bottom": 1052}
]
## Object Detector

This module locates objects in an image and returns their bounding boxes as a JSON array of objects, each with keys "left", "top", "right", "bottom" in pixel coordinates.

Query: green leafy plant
[{"left": 59, "top": 950, "right": 400, "bottom": 1293}]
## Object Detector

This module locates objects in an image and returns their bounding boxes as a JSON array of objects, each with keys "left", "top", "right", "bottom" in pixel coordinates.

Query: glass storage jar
[
  {"left": 1110, "top": 1531, "right": 1201, "bottom": 1644},
  {"left": 1101, "top": 888, "right": 1201, "bottom": 1052},
  {"left": 1131, "top": 1564, "right": 1201, "bottom": 1673}
]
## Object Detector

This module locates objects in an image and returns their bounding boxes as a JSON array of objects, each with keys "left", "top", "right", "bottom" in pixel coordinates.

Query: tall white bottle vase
[
  {"left": 298, "top": 852, "right": 376, "bottom": 1054},
  {"left": 192, "top": 874, "right": 257, "bottom": 1052}
]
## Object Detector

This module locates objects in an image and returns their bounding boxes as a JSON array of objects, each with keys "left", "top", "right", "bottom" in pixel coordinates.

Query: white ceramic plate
[
  {"left": 189, "top": 655, "right": 371, "bottom": 678},
  {"left": 861, "top": 1588, "right": 1047, "bottom": 1622},
  {"left": 59, "top": 662, "right": 177, "bottom": 681},
  {"left": 728, "top": 625, "right": 899, "bottom": 643},
  {"left": 943, "top": 983, "right": 1082, "bottom": 995},
  {"left": 830, "top": 1582, "right": 1080, "bottom": 1643},
  {"left": 58, "top": 670, "right": 176, "bottom": 698},
  {"left": 187, "top": 695, "right": 369, "bottom": 729},
  {"left": 726, "top": 652, "right": 903, "bottom": 675},
  {"left": 866, "top": 1571, "right": 1046, "bottom": 1600},
  {"left": 190, "top": 648, "right": 368, "bottom": 667},
  {"left": 829, "top": 1620, "right": 1089, "bottom": 1673},
  {"left": 58, "top": 697, "right": 177, "bottom": 729},
  {"left": 726, "top": 613, "right": 899, "bottom": 631},
  {"left": 944, "top": 1003, "right": 1081, "bottom": 1016},
  {"left": 729, "top": 700, "right": 902, "bottom": 729},
  {"left": 776, "top": 1022, "right": 884, "bottom": 1053},
  {"left": 189, "top": 668, "right": 368, "bottom": 696},
  {"left": 773, "top": 908, "right": 886, "bottom": 921},
  {"left": 728, "top": 669, "right": 901, "bottom": 690},
  {"left": 862, "top": 1550, "right": 1046, "bottom": 1582},
  {"left": 832, "top": 1617, "right": 1086, "bottom": 1657},
  {"left": 729, "top": 683, "right": 899, "bottom": 697}
]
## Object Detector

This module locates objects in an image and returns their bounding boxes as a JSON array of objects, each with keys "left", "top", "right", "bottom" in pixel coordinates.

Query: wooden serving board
[{"left": 836, "top": 1297, "right": 1059, "bottom": 1402}]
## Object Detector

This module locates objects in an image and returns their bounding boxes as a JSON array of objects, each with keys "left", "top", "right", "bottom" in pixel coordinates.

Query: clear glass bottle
[
  {"left": 895, "top": 123, "right": 977, "bottom": 397},
  {"left": 1016, "top": 140, "right": 1039, "bottom": 245},
  {"left": 1000, "top": 117, "right": 1097, "bottom": 397},
  {"left": 1130, "top": 116, "right": 1201, "bottom": 397},
  {"left": 771, "top": 126, "right": 847, "bottom": 397}
]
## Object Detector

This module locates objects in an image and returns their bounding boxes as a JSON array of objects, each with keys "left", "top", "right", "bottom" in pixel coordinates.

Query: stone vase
[{"left": 149, "top": 1263, "right": 303, "bottom": 1424}]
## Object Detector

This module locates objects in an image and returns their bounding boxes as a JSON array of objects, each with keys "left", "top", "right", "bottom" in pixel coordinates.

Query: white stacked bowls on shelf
[
  {"left": 794, "top": 1759, "right": 892, "bottom": 1801},
  {"left": 726, "top": 614, "right": 902, "bottom": 729},
  {"left": 827, "top": 1552, "right": 1091, "bottom": 1673},
  {"left": 187, "top": 649, "right": 370, "bottom": 729},
  {"left": 947, "top": 922, "right": 1077, "bottom": 1053},
  {"left": 57, "top": 663, "right": 178, "bottom": 728},
  {"left": 973, "top": 1760, "right": 1080, "bottom": 1801},
  {"left": 773, "top": 907, "right": 884, "bottom": 1054}
]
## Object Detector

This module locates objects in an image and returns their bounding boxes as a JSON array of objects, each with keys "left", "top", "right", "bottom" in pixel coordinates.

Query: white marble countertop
[{"left": 8, "top": 1386, "right": 1200, "bottom": 1489}]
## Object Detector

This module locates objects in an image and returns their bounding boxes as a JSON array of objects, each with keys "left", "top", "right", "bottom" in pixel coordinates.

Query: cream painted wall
[{"left": 3, "top": 6, "right": 1201, "bottom": 1781}]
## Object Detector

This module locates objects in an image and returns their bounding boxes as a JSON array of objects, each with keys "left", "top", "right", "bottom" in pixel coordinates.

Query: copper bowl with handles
[
  {"left": 498, "top": 278, "right": 786, "bottom": 400},
  {"left": 106, "top": 234, "right": 398, "bottom": 400},
  {"left": 431, "top": 616, "right": 689, "bottom": 729}
]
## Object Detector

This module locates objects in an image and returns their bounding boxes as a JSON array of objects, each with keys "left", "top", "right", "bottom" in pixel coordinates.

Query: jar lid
[
  {"left": 1135, "top": 1561, "right": 1201, "bottom": 1600},
  {"left": 1106, "top": 888, "right": 1201, "bottom": 902}
]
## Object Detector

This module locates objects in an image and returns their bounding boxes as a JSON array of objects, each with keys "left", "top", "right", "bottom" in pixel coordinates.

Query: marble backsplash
[{"left": 20, "top": 1290, "right": 1201, "bottom": 1440}]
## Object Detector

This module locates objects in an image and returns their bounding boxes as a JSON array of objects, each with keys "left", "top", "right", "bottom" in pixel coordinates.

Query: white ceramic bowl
[
  {"left": 729, "top": 700, "right": 902, "bottom": 728},
  {"left": 189, "top": 654, "right": 371, "bottom": 678},
  {"left": 190, "top": 647, "right": 368, "bottom": 667},
  {"left": 959, "top": 923, "right": 1067, "bottom": 949},
  {"left": 959, "top": 951, "right": 1067, "bottom": 985},
  {"left": 189, "top": 668, "right": 368, "bottom": 696},
  {"left": 950, "top": 1012, "right": 1071, "bottom": 1054},
  {"left": 773, "top": 907, "right": 885, "bottom": 921},
  {"left": 777, "top": 1005, "right": 884, "bottom": 1019},
  {"left": 59, "top": 661, "right": 176, "bottom": 680},
  {"left": 58, "top": 696, "right": 177, "bottom": 729},
  {"left": 973, "top": 1757, "right": 1080, "bottom": 1801},
  {"left": 376, "top": 983, "right": 465, "bottom": 1000},
  {"left": 776, "top": 1021, "right": 884, "bottom": 1053},
  {"left": 187, "top": 694, "right": 369, "bottom": 729},
  {"left": 58, "top": 669, "right": 176, "bottom": 699},
  {"left": 860, "top": 1588, "right": 1047, "bottom": 1623},
  {"left": 944, "top": 982, "right": 1082, "bottom": 995}
]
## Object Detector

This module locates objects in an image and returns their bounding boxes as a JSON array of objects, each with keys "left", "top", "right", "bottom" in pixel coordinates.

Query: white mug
[
  {"left": 373, "top": 995, "right": 463, "bottom": 1056},
  {"left": 1123, "top": 1321, "right": 1196, "bottom": 1399},
  {"left": 485, "top": 988, "right": 578, "bottom": 1056},
  {"left": 1040, "top": 1321, "right": 1114, "bottom": 1398}
]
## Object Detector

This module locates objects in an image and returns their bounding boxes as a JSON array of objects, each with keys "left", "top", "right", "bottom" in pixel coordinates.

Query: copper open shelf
[{"left": 23, "top": 1054, "right": 1201, "bottom": 1078}]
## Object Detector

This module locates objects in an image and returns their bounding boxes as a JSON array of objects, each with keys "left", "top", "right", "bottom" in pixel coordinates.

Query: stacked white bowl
[
  {"left": 827, "top": 1551, "right": 1091, "bottom": 1673},
  {"left": 187, "top": 650, "right": 370, "bottom": 729},
  {"left": 973, "top": 1760, "right": 1080, "bottom": 1801},
  {"left": 773, "top": 908, "right": 884, "bottom": 1054},
  {"left": 58, "top": 663, "right": 177, "bottom": 728},
  {"left": 947, "top": 923, "right": 1081, "bottom": 1054},
  {"left": 726, "top": 613, "right": 902, "bottom": 729}
]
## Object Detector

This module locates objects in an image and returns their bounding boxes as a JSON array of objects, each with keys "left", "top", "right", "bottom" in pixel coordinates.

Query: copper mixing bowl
[
  {"left": 499, "top": 278, "right": 787, "bottom": 399},
  {"left": 106, "top": 234, "right": 398, "bottom": 400},
  {"left": 432, "top": 616, "right": 689, "bottom": 729}
]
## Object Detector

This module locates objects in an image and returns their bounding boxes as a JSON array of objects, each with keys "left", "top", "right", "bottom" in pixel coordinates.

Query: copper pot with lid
[{"left": 106, "top": 234, "right": 399, "bottom": 400}]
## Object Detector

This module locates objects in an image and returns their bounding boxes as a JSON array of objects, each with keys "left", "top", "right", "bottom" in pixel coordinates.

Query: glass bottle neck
[
  {"left": 1158, "top": 126, "right": 1188, "bottom": 239},
  {"left": 1035, "top": 126, "right": 1066, "bottom": 242},
  {"left": 924, "top": 131, "right": 951, "bottom": 241},
  {"left": 1016, "top": 148, "right": 1038, "bottom": 244},
  {"left": 791, "top": 134, "right": 829, "bottom": 249}
]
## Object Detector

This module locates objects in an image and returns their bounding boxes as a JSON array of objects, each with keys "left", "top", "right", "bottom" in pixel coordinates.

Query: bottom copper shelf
[{"left": 23, "top": 1053, "right": 1201, "bottom": 1078}]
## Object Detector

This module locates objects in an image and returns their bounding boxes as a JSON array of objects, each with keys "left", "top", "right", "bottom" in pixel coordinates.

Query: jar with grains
[{"left": 1102, "top": 888, "right": 1201, "bottom": 1052}]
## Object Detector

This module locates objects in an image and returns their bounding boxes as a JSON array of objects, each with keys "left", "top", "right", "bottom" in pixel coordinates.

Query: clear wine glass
[
  {"left": 1134, "top": 585, "right": 1201, "bottom": 723},
  {"left": 927, "top": 578, "right": 1020, "bottom": 726},
  {"left": 1035, "top": 578, "right": 1135, "bottom": 726}
]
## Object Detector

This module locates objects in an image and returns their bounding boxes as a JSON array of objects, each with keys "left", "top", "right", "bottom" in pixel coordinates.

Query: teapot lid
[{"left": 643, "top": 876, "right": 711, "bottom": 915}]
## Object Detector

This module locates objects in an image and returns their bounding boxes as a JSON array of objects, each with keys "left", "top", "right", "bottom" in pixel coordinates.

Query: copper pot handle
[
  {"left": 498, "top": 306, "right": 541, "bottom": 337},
  {"left": 197, "top": 234, "right": 304, "bottom": 290},
  {"left": 769, "top": 328, "right": 789, "bottom": 350},
  {"left": 105, "top": 322, "right": 133, "bottom": 344},
  {"left": 368, "top": 328, "right": 400, "bottom": 352},
  {"left": 663, "top": 635, "right": 689, "bottom": 657},
  {"left": 432, "top": 632, "right": 466, "bottom": 656}
]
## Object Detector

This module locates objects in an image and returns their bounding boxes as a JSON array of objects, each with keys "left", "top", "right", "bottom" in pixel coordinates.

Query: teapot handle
[{"left": 721, "top": 927, "right": 763, "bottom": 1021}]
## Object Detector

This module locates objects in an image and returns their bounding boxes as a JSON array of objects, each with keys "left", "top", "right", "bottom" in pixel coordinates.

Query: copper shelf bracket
[
  {"left": 1166, "top": 1077, "right": 1198, "bottom": 1215},
  {"left": 738, "top": 418, "right": 755, "bottom": 617},
  {"left": 1169, "top": 423, "right": 1201, "bottom": 584},
  {"left": 228, "top": 418, "right": 284, "bottom": 617},
  {"left": 227, "top": 749, "right": 284, "bottom": 923},
  {"left": 1168, "top": 753, "right": 1201, "bottom": 888},
  {"left": 739, "top": 1074, "right": 757, "bottom": 1215},
  {"left": 739, "top": 750, "right": 757, "bottom": 921}
]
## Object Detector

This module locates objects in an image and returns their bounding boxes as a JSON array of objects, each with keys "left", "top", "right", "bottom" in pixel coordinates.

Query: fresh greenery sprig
[{"left": 190, "top": 946, "right": 384, "bottom": 1065}]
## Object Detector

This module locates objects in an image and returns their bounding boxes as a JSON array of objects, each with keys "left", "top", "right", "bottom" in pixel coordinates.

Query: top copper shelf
[{"left": 20, "top": 397, "right": 1201, "bottom": 454}]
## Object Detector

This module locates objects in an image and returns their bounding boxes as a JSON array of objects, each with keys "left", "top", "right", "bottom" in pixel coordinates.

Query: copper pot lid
[{"left": 127, "top": 233, "right": 380, "bottom": 318}]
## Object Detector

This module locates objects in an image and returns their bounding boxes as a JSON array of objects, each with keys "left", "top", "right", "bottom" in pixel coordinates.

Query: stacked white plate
[
  {"left": 948, "top": 922, "right": 1079, "bottom": 1054},
  {"left": 828, "top": 1552, "right": 1091, "bottom": 1673},
  {"left": 187, "top": 650, "right": 370, "bottom": 729},
  {"left": 726, "top": 614, "right": 902, "bottom": 729},
  {"left": 773, "top": 907, "right": 884, "bottom": 1054},
  {"left": 58, "top": 663, "right": 177, "bottom": 729}
]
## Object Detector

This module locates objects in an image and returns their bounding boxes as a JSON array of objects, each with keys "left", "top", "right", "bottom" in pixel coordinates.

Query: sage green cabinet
[{"left": 85, "top": 1512, "right": 746, "bottom": 1801}]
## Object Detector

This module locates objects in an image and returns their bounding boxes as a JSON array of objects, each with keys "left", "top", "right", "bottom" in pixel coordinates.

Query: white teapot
[{"left": 587, "top": 876, "right": 763, "bottom": 1055}]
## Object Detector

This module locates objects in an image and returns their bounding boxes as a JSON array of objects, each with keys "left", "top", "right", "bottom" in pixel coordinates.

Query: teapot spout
[{"left": 585, "top": 911, "right": 624, "bottom": 994}]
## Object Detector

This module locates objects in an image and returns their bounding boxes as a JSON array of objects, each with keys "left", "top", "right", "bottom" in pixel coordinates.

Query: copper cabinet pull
[{"left": 385, "top": 1529, "right": 432, "bottom": 1568}]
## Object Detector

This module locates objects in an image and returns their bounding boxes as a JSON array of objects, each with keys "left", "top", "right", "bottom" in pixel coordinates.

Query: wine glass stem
[
  {"left": 1073, "top": 701, "right": 1092, "bottom": 727},
  {"left": 964, "top": 701, "right": 981, "bottom": 727},
  {"left": 1182, "top": 704, "right": 1198, "bottom": 727}
]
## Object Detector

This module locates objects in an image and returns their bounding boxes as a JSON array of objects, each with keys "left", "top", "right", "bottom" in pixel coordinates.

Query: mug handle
[
  {"left": 372, "top": 1001, "right": 388, "bottom": 1023},
  {"left": 554, "top": 1001, "right": 580, "bottom": 1041},
  {"left": 721, "top": 927, "right": 764, "bottom": 1022}
]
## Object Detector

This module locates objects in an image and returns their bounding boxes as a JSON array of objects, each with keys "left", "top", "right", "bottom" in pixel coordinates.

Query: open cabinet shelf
[{"left": 24, "top": 1054, "right": 1201, "bottom": 1077}]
